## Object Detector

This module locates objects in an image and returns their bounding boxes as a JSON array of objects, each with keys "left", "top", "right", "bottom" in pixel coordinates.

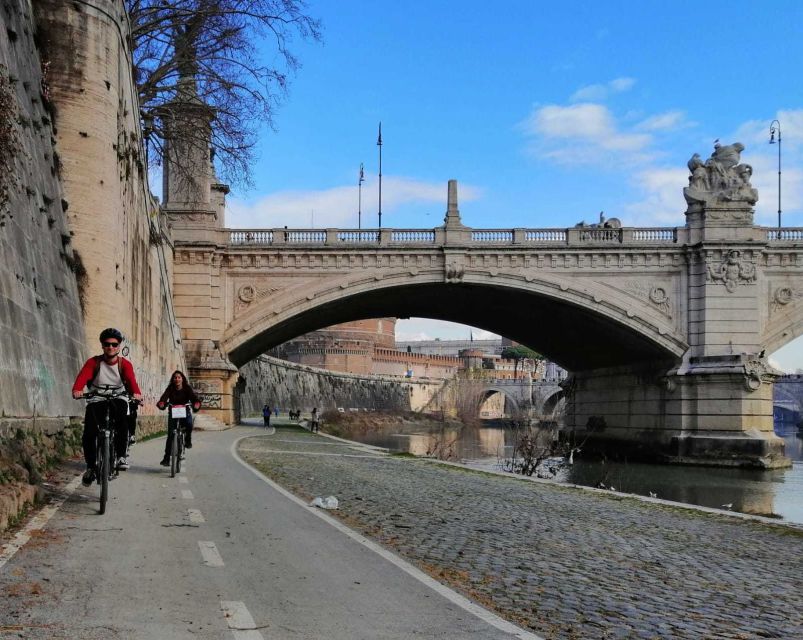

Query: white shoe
[{"left": 117, "top": 457, "right": 130, "bottom": 470}]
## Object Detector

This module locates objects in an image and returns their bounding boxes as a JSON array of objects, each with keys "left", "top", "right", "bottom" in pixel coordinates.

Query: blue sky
[{"left": 224, "top": 1, "right": 803, "bottom": 371}]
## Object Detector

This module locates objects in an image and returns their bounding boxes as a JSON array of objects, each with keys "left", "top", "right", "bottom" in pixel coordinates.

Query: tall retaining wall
[
  {"left": 0, "top": 0, "right": 187, "bottom": 530},
  {"left": 239, "top": 355, "right": 444, "bottom": 417},
  {"left": 34, "top": 0, "right": 184, "bottom": 407},
  {"left": 0, "top": 0, "right": 85, "bottom": 432}
]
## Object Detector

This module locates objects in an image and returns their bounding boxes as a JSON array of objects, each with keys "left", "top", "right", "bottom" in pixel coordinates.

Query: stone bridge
[
  {"left": 166, "top": 140, "right": 803, "bottom": 468},
  {"left": 475, "top": 378, "right": 563, "bottom": 418}
]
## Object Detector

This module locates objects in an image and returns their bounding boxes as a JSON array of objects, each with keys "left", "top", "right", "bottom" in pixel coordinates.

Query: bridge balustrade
[
  {"left": 472, "top": 230, "right": 514, "bottom": 242},
  {"left": 577, "top": 227, "right": 622, "bottom": 242},
  {"left": 766, "top": 228, "right": 803, "bottom": 241},
  {"left": 223, "top": 225, "right": 711, "bottom": 248},
  {"left": 632, "top": 228, "right": 677, "bottom": 242},
  {"left": 526, "top": 230, "right": 567, "bottom": 242},
  {"left": 337, "top": 230, "right": 380, "bottom": 243},
  {"left": 230, "top": 230, "right": 274, "bottom": 245},
  {"left": 391, "top": 230, "right": 437, "bottom": 243}
]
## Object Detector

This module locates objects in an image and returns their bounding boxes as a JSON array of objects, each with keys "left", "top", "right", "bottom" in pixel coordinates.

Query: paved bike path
[{"left": 0, "top": 424, "right": 530, "bottom": 639}]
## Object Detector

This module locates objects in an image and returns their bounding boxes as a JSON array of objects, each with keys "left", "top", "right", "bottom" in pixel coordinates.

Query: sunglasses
[{"left": 102, "top": 341, "right": 120, "bottom": 348}]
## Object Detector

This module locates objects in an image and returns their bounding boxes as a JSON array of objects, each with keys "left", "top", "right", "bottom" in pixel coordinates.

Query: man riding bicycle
[{"left": 72, "top": 328, "right": 142, "bottom": 485}]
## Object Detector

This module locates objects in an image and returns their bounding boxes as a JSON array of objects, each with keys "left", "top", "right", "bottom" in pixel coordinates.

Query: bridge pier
[{"left": 565, "top": 358, "right": 789, "bottom": 469}]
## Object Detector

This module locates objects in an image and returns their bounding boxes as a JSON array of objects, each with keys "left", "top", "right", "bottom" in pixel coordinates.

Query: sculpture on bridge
[
  {"left": 684, "top": 141, "right": 758, "bottom": 207},
  {"left": 575, "top": 211, "right": 622, "bottom": 229}
]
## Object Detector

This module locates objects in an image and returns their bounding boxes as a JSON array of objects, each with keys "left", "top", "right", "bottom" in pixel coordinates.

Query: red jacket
[{"left": 72, "top": 356, "right": 142, "bottom": 395}]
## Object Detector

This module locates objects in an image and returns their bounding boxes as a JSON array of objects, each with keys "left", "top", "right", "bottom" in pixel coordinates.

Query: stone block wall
[
  {"left": 33, "top": 0, "right": 185, "bottom": 407},
  {"left": 0, "top": 0, "right": 85, "bottom": 432},
  {"left": 239, "top": 355, "right": 443, "bottom": 417}
]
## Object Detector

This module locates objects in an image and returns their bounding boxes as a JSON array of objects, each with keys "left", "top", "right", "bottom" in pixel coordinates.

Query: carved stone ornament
[
  {"left": 238, "top": 284, "right": 256, "bottom": 303},
  {"left": 683, "top": 141, "right": 758, "bottom": 207},
  {"left": 234, "top": 282, "right": 282, "bottom": 313},
  {"left": 707, "top": 250, "right": 756, "bottom": 292},
  {"left": 743, "top": 358, "right": 771, "bottom": 392},
  {"left": 623, "top": 280, "right": 672, "bottom": 317},
  {"left": 771, "top": 286, "right": 802, "bottom": 311},
  {"left": 444, "top": 260, "right": 465, "bottom": 283}
]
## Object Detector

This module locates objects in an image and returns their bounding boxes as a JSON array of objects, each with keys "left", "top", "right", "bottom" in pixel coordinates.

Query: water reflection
[{"left": 350, "top": 422, "right": 803, "bottom": 525}]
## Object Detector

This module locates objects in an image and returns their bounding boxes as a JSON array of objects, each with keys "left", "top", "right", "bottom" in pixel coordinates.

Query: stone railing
[
  {"left": 765, "top": 228, "right": 803, "bottom": 241},
  {"left": 226, "top": 226, "right": 686, "bottom": 247},
  {"left": 225, "top": 225, "right": 803, "bottom": 248}
]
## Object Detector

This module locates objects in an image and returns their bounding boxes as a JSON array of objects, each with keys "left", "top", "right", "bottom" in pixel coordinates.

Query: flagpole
[
  {"left": 377, "top": 122, "right": 383, "bottom": 229},
  {"left": 358, "top": 162, "right": 364, "bottom": 229}
]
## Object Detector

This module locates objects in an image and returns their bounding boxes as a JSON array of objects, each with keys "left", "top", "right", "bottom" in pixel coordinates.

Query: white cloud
[
  {"left": 624, "top": 167, "right": 690, "bottom": 226},
  {"left": 227, "top": 177, "right": 482, "bottom": 229},
  {"left": 636, "top": 111, "right": 691, "bottom": 132},
  {"left": 570, "top": 77, "right": 636, "bottom": 102},
  {"left": 522, "top": 103, "right": 652, "bottom": 166}
]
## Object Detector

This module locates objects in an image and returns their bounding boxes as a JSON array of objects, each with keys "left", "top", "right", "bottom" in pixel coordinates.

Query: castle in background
[{"left": 269, "top": 321, "right": 567, "bottom": 382}]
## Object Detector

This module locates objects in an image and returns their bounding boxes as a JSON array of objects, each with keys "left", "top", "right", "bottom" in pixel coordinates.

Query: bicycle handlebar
[{"left": 82, "top": 385, "right": 133, "bottom": 401}]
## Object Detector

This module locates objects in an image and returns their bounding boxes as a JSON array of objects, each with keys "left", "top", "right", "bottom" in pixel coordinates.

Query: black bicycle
[
  {"left": 165, "top": 403, "right": 192, "bottom": 478},
  {"left": 83, "top": 385, "right": 131, "bottom": 514}
]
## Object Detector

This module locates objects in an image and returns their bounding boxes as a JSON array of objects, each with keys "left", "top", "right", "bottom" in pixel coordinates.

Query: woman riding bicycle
[
  {"left": 72, "top": 328, "right": 142, "bottom": 485},
  {"left": 156, "top": 370, "right": 201, "bottom": 466}
]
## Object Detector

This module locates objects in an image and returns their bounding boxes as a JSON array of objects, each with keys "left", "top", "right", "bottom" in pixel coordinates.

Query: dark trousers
[
  {"left": 163, "top": 413, "right": 194, "bottom": 457},
  {"left": 263, "top": 415, "right": 270, "bottom": 426},
  {"left": 82, "top": 399, "right": 128, "bottom": 467}
]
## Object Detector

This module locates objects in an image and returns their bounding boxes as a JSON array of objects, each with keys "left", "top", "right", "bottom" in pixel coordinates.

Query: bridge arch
[{"left": 223, "top": 271, "right": 687, "bottom": 371}]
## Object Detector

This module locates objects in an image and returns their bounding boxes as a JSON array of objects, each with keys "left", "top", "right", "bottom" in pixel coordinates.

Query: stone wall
[
  {"left": 239, "top": 355, "right": 443, "bottom": 417},
  {"left": 33, "top": 0, "right": 185, "bottom": 407},
  {"left": 0, "top": 0, "right": 85, "bottom": 432}
]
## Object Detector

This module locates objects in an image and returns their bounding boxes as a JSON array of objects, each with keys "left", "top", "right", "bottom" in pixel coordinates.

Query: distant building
[
  {"left": 396, "top": 338, "right": 503, "bottom": 357},
  {"left": 270, "top": 319, "right": 460, "bottom": 380}
]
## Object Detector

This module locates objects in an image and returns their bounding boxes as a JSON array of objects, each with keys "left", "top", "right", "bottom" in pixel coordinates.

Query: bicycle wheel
[
  {"left": 170, "top": 429, "right": 178, "bottom": 478},
  {"left": 99, "top": 432, "right": 109, "bottom": 515}
]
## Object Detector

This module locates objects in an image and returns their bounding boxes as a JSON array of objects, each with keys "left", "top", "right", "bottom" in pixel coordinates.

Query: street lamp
[{"left": 769, "top": 119, "right": 781, "bottom": 229}]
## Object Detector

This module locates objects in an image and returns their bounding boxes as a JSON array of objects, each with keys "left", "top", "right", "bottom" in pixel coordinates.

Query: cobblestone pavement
[{"left": 238, "top": 425, "right": 803, "bottom": 640}]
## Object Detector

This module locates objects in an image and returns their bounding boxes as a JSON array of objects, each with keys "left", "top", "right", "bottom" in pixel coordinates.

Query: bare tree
[{"left": 126, "top": 0, "right": 321, "bottom": 186}]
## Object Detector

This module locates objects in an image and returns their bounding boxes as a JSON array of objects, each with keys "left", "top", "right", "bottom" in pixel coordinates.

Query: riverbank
[{"left": 238, "top": 423, "right": 803, "bottom": 640}]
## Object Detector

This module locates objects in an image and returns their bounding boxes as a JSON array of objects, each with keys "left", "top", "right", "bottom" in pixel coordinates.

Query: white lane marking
[
  {"left": 198, "top": 541, "right": 225, "bottom": 567},
  {"left": 181, "top": 489, "right": 194, "bottom": 500},
  {"left": 231, "top": 437, "right": 542, "bottom": 640},
  {"left": 0, "top": 476, "right": 82, "bottom": 569},
  {"left": 179, "top": 476, "right": 189, "bottom": 484},
  {"left": 188, "top": 509, "right": 205, "bottom": 524},
  {"left": 237, "top": 447, "right": 382, "bottom": 459},
  {"left": 221, "top": 601, "right": 265, "bottom": 639}
]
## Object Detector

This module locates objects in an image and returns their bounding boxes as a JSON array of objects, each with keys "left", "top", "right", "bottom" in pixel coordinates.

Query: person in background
[
  {"left": 262, "top": 404, "right": 271, "bottom": 427},
  {"left": 156, "top": 370, "right": 201, "bottom": 466},
  {"left": 310, "top": 407, "right": 320, "bottom": 433}
]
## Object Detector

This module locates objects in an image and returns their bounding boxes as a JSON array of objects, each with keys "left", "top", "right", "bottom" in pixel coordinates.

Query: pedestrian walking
[
  {"left": 310, "top": 407, "right": 320, "bottom": 433},
  {"left": 262, "top": 404, "right": 271, "bottom": 427},
  {"left": 274, "top": 406, "right": 279, "bottom": 418}
]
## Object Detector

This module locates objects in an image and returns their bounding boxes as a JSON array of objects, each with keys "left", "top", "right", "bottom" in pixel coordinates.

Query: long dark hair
[{"left": 167, "top": 370, "right": 193, "bottom": 392}]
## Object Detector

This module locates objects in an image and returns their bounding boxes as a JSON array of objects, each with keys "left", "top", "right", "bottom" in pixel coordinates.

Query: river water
[{"left": 348, "top": 422, "right": 803, "bottom": 525}]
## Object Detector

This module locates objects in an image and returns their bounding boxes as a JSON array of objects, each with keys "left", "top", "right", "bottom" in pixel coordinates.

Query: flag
[
  {"left": 359, "top": 163, "right": 364, "bottom": 185},
  {"left": 377, "top": 122, "right": 382, "bottom": 146}
]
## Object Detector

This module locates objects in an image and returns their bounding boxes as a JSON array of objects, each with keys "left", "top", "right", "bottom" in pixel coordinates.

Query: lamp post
[
  {"left": 769, "top": 119, "right": 781, "bottom": 229},
  {"left": 358, "top": 163, "right": 364, "bottom": 229},
  {"left": 377, "top": 122, "right": 383, "bottom": 229}
]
